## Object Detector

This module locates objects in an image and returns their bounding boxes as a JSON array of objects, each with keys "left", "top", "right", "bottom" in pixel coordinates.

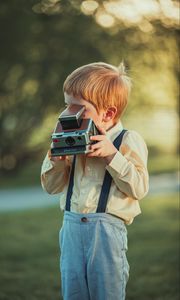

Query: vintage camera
[{"left": 51, "top": 104, "right": 100, "bottom": 156}]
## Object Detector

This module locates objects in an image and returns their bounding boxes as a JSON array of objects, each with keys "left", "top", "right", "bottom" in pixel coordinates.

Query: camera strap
[{"left": 65, "top": 129, "right": 127, "bottom": 212}]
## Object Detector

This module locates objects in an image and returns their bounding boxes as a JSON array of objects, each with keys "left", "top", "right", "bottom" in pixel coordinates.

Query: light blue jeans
[{"left": 59, "top": 211, "right": 129, "bottom": 300}]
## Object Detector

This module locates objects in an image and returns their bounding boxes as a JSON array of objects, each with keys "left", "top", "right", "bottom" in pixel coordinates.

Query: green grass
[
  {"left": 0, "top": 161, "right": 42, "bottom": 189},
  {"left": 148, "top": 153, "right": 179, "bottom": 175},
  {"left": 0, "top": 193, "right": 179, "bottom": 300},
  {"left": 126, "top": 193, "right": 179, "bottom": 300}
]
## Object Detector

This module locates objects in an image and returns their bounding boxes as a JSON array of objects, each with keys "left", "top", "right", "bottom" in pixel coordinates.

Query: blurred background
[{"left": 0, "top": 1, "right": 179, "bottom": 299}]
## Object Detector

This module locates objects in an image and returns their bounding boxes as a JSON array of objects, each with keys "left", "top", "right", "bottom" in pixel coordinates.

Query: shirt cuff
[{"left": 106, "top": 151, "right": 129, "bottom": 176}]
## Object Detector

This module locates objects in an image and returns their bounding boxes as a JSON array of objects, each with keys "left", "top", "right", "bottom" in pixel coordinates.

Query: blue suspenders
[{"left": 65, "top": 129, "right": 127, "bottom": 213}]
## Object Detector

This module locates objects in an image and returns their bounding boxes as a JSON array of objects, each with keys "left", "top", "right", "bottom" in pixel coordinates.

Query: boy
[{"left": 41, "top": 62, "right": 149, "bottom": 300}]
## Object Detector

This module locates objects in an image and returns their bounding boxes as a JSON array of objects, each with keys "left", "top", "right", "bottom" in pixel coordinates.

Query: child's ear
[{"left": 103, "top": 107, "right": 117, "bottom": 122}]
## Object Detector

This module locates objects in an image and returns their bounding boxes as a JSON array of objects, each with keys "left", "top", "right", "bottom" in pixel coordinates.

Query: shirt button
[{"left": 81, "top": 217, "right": 88, "bottom": 222}]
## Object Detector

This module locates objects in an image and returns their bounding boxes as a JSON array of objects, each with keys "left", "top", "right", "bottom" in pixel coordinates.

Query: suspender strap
[
  {"left": 65, "top": 129, "right": 127, "bottom": 212},
  {"left": 96, "top": 129, "right": 127, "bottom": 213},
  {"left": 65, "top": 155, "right": 76, "bottom": 211}
]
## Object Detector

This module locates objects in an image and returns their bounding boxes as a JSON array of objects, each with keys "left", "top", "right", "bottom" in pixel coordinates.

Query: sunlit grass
[{"left": 0, "top": 193, "right": 179, "bottom": 299}]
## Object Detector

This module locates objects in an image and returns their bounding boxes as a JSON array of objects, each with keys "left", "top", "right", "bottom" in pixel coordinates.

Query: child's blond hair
[{"left": 63, "top": 62, "right": 131, "bottom": 121}]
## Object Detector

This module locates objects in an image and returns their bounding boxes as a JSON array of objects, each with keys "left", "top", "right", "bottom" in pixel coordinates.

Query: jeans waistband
[{"left": 63, "top": 211, "right": 125, "bottom": 228}]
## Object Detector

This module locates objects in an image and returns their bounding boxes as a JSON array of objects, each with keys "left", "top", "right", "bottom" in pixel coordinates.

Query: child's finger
[
  {"left": 87, "top": 149, "right": 102, "bottom": 157},
  {"left": 90, "top": 141, "right": 103, "bottom": 151},
  {"left": 90, "top": 135, "right": 105, "bottom": 142},
  {"left": 49, "top": 155, "right": 66, "bottom": 161},
  {"left": 48, "top": 149, "right": 52, "bottom": 158}
]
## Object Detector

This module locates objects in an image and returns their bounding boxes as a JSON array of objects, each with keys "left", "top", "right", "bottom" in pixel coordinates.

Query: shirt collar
[{"left": 106, "top": 120, "right": 124, "bottom": 141}]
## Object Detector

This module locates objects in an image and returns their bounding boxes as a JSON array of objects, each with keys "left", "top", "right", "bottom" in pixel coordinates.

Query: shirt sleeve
[
  {"left": 40, "top": 152, "right": 72, "bottom": 194},
  {"left": 106, "top": 130, "right": 149, "bottom": 200}
]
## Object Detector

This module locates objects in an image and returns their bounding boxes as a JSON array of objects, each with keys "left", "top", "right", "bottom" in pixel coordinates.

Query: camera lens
[{"left": 65, "top": 137, "right": 76, "bottom": 146}]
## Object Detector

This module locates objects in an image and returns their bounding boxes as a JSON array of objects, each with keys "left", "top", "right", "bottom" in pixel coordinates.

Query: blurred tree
[
  {"left": 0, "top": 0, "right": 104, "bottom": 174},
  {"left": 0, "top": 0, "right": 178, "bottom": 175}
]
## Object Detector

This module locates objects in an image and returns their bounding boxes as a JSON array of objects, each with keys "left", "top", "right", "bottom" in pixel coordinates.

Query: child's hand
[
  {"left": 48, "top": 150, "right": 67, "bottom": 162},
  {"left": 87, "top": 126, "right": 118, "bottom": 164}
]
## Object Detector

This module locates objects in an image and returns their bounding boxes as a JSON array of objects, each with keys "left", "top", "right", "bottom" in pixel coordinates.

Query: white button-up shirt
[{"left": 41, "top": 121, "right": 149, "bottom": 224}]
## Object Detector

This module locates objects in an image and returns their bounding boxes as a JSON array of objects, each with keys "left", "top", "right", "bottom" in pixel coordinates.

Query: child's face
[{"left": 64, "top": 93, "right": 106, "bottom": 128}]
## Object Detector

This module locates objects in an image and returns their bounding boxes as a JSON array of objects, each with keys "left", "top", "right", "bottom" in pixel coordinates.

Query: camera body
[{"left": 51, "top": 104, "right": 100, "bottom": 156}]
